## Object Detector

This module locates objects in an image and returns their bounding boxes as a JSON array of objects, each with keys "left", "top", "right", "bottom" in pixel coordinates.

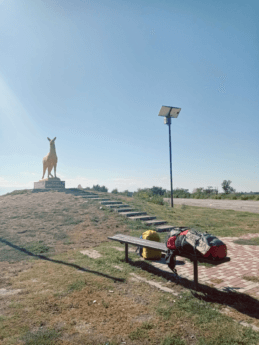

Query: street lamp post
[{"left": 158, "top": 106, "right": 181, "bottom": 207}]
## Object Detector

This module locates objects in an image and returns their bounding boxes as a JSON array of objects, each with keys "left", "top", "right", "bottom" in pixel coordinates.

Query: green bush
[
  {"left": 92, "top": 184, "right": 108, "bottom": 192},
  {"left": 170, "top": 188, "right": 190, "bottom": 198},
  {"left": 241, "top": 195, "right": 248, "bottom": 200},
  {"left": 111, "top": 189, "right": 118, "bottom": 194},
  {"left": 120, "top": 190, "right": 133, "bottom": 197},
  {"left": 149, "top": 195, "right": 164, "bottom": 205},
  {"left": 150, "top": 186, "right": 167, "bottom": 195}
]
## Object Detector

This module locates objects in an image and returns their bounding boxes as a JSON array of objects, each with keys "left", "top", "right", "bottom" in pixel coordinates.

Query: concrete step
[
  {"left": 106, "top": 204, "right": 130, "bottom": 208},
  {"left": 65, "top": 191, "right": 93, "bottom": 196},
  {"left": 65, "top": 189, "right": 98, "bottom": 195},
  {"left": 155, "top": 225, "right": 176, "bottom": 232},
  {"left": 116, "top": 208, "right": 135, "bottom": 213},
  {"left": 81, "top": 195, "right": 99, "bottom": 198},
  {"left": 144, "top": 220, "right": 167, "bottom": 226},
  {"left": 100, "top": 201, "right": 123, "bottom": 205},
  {"left": 128, "top": 215, "right": 157, "bottom": 221},
  {"left": 120, "top": 211, "right": 147, "bottom": 217}
]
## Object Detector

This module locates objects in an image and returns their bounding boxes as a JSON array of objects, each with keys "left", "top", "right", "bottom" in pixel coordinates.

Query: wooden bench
[{"left": 108, "top": 233, "right": 231, "bottom": 290}]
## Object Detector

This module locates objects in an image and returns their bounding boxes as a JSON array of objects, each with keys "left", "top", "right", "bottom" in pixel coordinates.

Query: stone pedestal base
[{"left": 34, "top": 177, "right": 65, "bottom": 190}]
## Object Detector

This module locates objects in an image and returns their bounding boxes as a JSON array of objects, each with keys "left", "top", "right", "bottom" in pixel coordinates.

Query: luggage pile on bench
[{"left": 108, "top": 228, "right": 230, "bottom": 290}]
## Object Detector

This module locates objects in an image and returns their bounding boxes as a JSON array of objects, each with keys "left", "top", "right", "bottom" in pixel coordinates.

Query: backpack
[
  {"left": 142, "top": 230, "right": 162, "bottom": 260},
  {"left": 166, "top": 228, "right": 227, "bottom": 260}
]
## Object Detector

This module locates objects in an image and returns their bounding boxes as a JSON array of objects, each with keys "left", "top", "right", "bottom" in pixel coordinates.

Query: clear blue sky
[{"left": 1, "top": 0, "right": 258, "bottom": 195}]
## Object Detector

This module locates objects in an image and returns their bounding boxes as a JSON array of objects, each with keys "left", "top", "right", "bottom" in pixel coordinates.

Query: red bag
[{"left": 167, "top": 228, "right": 227, "bottom": 260}]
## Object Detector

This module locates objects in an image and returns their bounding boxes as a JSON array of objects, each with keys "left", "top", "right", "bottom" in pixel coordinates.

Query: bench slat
[{"left": 108, "top": 234, "right": 167, "bottom": 252}]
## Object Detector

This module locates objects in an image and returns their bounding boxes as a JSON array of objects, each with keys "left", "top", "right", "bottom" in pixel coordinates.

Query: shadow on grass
[
  {"left": 129, "top": 259, "right": 259, "bottom": 320},
  {"left": 0, "top": 237, "right": 124, "bottom": 283}
]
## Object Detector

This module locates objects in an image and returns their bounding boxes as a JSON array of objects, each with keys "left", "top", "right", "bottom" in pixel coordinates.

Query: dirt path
[{"left": 164, "top": 198, "right": 259, "bottom": 213}]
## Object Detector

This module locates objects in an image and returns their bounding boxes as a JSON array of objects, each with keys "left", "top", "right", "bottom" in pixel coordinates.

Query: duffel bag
[{"left": 167, "top": 228, "right": 227, "bottom": 260}]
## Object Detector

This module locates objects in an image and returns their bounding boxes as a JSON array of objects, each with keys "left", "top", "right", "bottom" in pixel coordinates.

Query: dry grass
[{"left": 0, "top": 190, "right": 259, "bottom": 344}]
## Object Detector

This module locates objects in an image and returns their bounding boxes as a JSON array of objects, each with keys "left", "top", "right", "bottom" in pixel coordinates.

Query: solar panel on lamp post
[{"left": 158, "top": 106, "right": 181, "bottom": 207}]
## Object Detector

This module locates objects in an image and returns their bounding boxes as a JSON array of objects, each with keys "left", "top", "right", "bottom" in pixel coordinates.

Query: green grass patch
[
  {"left": 154, "top": 291, "right": 259, "bottom": 345},
  {"left": 141, "top": 321, "right": 154, "bottom": 330},
  {"left": 233, "top": 238, "right": 259, "bottom": 246},
  {"left": 24, "top": 241, "right": 51, "bottom": 255},
  {"left": 242, "top": 275, "right": 259, "bottom": 283},
  {"left": 156, "top": 305, "right": 173, "bottom": 320},
  {"left": 21, "top": 328, "right": 61, "bottom": 345},
  {"left": 128, "top": 327, "right": 148, "bottom": 340},
  {"left": 160, "top": 334, "right": 186, "bottom": 345},
  {"left": 63, "top": 216, "right": 83, "bottom": 225},
  {"left": 67, "top": 279, "right": 87, "bottom": 292},
  {"left": 114, "top": 196, "right": 259, "bottom": 238}
]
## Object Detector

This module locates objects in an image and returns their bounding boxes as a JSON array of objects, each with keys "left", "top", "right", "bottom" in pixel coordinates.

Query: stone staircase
[
  {"left": 51, "top": 189, "right": 177, "bottom": 233},
  {"left": 95, "top": 195, "right": 176, "bottom": 233}
]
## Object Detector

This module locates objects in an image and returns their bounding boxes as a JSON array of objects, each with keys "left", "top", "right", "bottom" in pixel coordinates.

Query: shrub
[
  {"left": 222, "top": 180, "right": 236, "bottom": 194},
  {"left": 149, "top": 195, "right": 164, "bottom": 205},
  {"left": 111, "top": 189, "right": 118, "bottom": 194},
  {"left": 92, "top": 184, "right": 108, "bottom": 192},
  {"left": 150, "top": 186, "right": 167, "bottom": 195},
  {"left": 170, "top": 188, "right": 190, "bottom": 198},
  {"left": 120, "top": 190, "right": 133, "bottom": 197}
]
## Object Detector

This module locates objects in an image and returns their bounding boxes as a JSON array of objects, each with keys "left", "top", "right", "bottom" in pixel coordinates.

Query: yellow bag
[{"left": 142, "top": 230, "right": 161, "bottom": 260}]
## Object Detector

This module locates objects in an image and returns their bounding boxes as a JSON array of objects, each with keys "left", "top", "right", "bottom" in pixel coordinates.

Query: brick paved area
[{"left": 148, "top": 233, "right": 259, "bottom": 298}]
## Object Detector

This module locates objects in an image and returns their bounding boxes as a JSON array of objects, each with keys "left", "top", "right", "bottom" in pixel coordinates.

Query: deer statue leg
[
  {"left": 54, "top": 164, "right": 57, "bottom": 178},
  {"left": 42, "top": 163, "right": 47, "bottom": 180},
  {"left": 48, "top": 166, "right": 54, "bottom": 178}
]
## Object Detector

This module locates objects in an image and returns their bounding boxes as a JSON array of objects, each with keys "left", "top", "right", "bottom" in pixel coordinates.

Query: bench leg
[
  {"left": 193, "top": 259, "right": 198, "bottom": 290},
  {"left": 125, "top": 243, "right": 128, "bottom": 263}
]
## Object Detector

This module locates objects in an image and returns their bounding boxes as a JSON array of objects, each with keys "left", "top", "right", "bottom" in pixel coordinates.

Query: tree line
[{"left": 81, "top": 180, "right": 259, "bottom": 202}]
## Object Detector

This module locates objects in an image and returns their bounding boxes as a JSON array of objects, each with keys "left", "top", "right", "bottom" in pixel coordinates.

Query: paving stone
[
  {"left": 130, "top": 273, "right": 179, "bottom": 296},
  {"left": 114, "top": 265, "right": 123, "bottom": 271},
  {"left": 80, "top": 250, "right": 102, "bottom": 258},
  {"left": 0, "top": 288, "right": 22, "bottom": 296}
]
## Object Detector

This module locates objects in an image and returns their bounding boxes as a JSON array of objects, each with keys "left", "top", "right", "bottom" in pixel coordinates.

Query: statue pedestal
[{"left": 34, "top": 177, "right": 65, "bottom": 190}]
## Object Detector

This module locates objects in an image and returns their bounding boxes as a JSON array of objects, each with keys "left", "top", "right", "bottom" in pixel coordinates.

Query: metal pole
[
  {"left": 125, "top": 243, "right": 128, "bottom": 262},
  {"left": 168, "top": 117, "right": 174, "bottom": 207}
]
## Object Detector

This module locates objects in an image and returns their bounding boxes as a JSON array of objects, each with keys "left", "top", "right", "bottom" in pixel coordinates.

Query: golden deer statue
[{"left": 42, "top": 137, "right": 58, "bottom": 179}]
